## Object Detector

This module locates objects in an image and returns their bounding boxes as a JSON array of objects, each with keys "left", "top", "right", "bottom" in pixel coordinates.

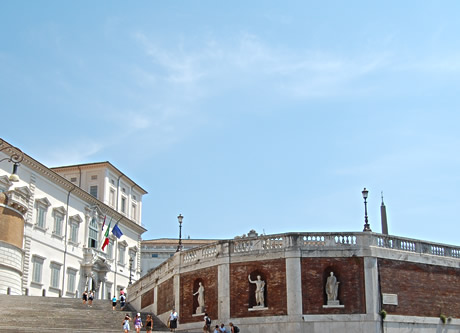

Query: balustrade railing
[{"left": 176, "top": 232, "right": 460, "bottom": 266}]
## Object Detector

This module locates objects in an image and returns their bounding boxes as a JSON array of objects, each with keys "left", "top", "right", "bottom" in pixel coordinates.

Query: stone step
[{"left": 0, "top": 295, "right": 169, "bottom": 332}]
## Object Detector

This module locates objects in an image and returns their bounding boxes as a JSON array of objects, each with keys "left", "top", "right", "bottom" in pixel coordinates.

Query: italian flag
[{"left": 101, "top": 220, "right": 112, "bottom": 251}]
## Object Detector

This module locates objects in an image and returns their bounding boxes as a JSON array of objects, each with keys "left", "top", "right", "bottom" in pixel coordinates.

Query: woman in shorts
[
  {"left": 145, "top": 314, "right": 153, "bottom": 333},
  {"left": 134, "top": 313, "right": 143, "bottom": 333},
  {"left": 122, "top": 314, "right": 131, "bottom": 333}
]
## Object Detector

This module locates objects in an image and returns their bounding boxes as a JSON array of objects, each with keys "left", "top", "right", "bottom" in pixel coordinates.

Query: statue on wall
[
  {"left": 248, "top": 274, "right": 265, "bottom": 307},
  {"left": 193, "top": 281, "right": 205, "bottom": 314},
  {"left": 325, "top": 272, "right": 339, "bottom": 304}
]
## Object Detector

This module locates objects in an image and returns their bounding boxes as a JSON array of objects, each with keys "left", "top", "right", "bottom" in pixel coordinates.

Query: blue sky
[{"left": 2, "top": 1, "right": 460, "bottom": 245}]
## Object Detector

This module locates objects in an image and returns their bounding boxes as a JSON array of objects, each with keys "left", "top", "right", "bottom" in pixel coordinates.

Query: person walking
[
  {"left": 122, "top": 314, "right": 131, "bottom": 333},
  {"left": 168, "top": 309, "right": 178, "bottom": 332},
  {"left": 145, "top": 314, "right": 153, "bottom": 333},
  {"left": 229, "top": 322, "right": 240, "bottom": 333},
  {"left": 88, "top": 290, "right": 94, "bottom": 307},
  {"left": 120, "top": 293, "right": 126, "bottom": 310},
  {"left": 112, "top": 295, "right": 118, "bottom": 310},
  {"left": 134, "top": 313, "right": 143, "bottom": 333},
  {"left": 203, "top": 313, "right": 211, "bottom": 333},
  {"left": 82, "top": 290, "right": 88, "bottom": 305}
]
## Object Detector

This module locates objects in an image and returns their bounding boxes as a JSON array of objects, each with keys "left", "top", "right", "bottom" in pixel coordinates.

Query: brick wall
[
  {"left": 180, "top": 266, "right": 218, "bottom": 324},
  {"left": 157, "top": 277, "right": 174, "bottom": 314},
  {"left": 141, "top": 287, "right": 154, "bottom": 309},
  {"left": 301, "top": 257, "right": 365, "bottom": 314},
  {"left": 230, "top": 259, "right": 287, "bottom": 318},
  {"left": 379, "top": 258, "right": 460, "bottom": 317}
]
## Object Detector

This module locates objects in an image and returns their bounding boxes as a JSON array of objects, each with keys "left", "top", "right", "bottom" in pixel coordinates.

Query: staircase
[{"left": 0, "top": 295, "right": 169, "bottom": 332}]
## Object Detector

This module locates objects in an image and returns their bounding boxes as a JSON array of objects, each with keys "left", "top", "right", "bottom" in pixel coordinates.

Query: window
[
  {"left": 131, "top": 203, "right": 137, "bottom": 221},
  {"left": 37, "top": 206, "right": 47, "bottom": 228},
  {"left": 88, "top": 216, "right": 98, "bottom": 248},
  {"left": 69, "top": 215, "right": 82, "bottom": 244},
  {"left": 50, "top": 263, "right": 61, "bottom": 289},
  {"left": 151, "top": 253, "right": 159, "bottom": 258},
  {"left": 32, "top": 256, "right": 44, "bottom": 284},
  {"left": 53, "top": 213, "right": 64, "bottom": 237},
  {"left": 67, "top": 269, "right": 77, "bottom": 293},
  {"left": 70, "top": 177, "right": 77, "bottom": 183},
  {"left": 121, "top": 197, "right": 126, "bottom": 214},
  {"left": 107, "top": 239, "right": 114, "bottom": 259},
  {"left": 89, "top": 185, "right": 98, "bottom": 198},
  {"left": 91, "top": 175, "right": 98, "bottom": 180},
  {"left": 118, "top": 245, "right": 126, "bottom": 265},
  {"left": 109, "top": 189, "right": 115, "bottom": 208},
  {"left": 70, "top": 223, "right": 78, "bottom": 243},
  {"left": 35, "top": 198, "right": 51, "bottom": 229}
]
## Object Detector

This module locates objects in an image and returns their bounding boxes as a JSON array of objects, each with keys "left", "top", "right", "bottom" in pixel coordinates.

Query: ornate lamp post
[
  {"left": 176, "top": 214, "right": 183, "bottom": 252},
  {"left": 0, "top": 139, "right": 24, "bottom": 182},
  {"left": 128, "top": 257, "right": 133, "bottom": 285},
  {"left": 362, "top": 187, "right": 371, "bottom": 232}
]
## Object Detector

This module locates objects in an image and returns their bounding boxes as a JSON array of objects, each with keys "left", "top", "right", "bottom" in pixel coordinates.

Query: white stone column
[
  {"left": 218, "top": 243, "right": 231, "bottom": 321},
  {"left": 285, "top": 250, "right": 303, "bottom": 318},
  {"left": 364, "top": 256, "right": 379, "bottom": 315}
]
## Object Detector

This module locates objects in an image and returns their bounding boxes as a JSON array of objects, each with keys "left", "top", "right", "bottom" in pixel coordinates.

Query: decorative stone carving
[
  {"left": 323, "top": 271, "right": 344, "bottom": 308},
  {"left": 248, "top": 274, "right": 266, "bottom": 308},
  {"left": 193, "top": 281, "right": 205, "bottom": 314}
]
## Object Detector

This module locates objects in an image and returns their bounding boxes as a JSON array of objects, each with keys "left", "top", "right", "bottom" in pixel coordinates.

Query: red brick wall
[
  {"left": 230, "top": 259, "right": 287, "bottom": 318},
  {"left": 141, "top": 288, "right": 154, "bottom": 309},
  {"left": 301, "top": 257, "right": 365, "bottom": 314},
  {"left": 180, "top": 266, "right": 218, "bottom": 324},
  {"left": 379, "top": 259, "right": 460, "bottom": 317},
  {"left": 157, "top": 277, "right": 174, "bottom": 314}
]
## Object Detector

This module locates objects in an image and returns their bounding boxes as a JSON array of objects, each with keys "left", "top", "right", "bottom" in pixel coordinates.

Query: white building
[
  {"left": 0, "top": 139, "right": 147, "bottom": 299},
  {"left": 141, "top": 238, "right": 218, "bottom": 277}
]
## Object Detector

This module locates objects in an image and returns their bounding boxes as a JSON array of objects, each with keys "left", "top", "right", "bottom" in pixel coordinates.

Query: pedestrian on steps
[
  {"left": 82, "top": 290, "right": 88, "bottom": 305},
  {"left": 120, "top": 293, "right": 126, "bottom": 310},
  {"left": 134, "top": 313, "right": 143, "bottom": 333},
  {"left": 145, "top": 314, "right": 153, "bottom": 333},
  {"left": 88, "top": 290, "right": 94, "bottom": 307},
  {"left": 122, "top": 314, "right": 131, "bottom": 333},
  {"left": 112, "top": 295, "right": 118, "bottom": 310}
]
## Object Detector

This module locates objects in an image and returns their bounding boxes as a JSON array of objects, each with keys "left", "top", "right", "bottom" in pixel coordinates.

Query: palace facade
[{"left": 0, "top": 138, "right": 146, "bottom": 299}]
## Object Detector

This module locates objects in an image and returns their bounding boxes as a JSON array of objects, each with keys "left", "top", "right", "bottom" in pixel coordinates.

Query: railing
[{"left": 178, "top": 232, "right": 460, "bottom": 265}]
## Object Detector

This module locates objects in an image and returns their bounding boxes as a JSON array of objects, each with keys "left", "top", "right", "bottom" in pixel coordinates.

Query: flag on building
[
  {"left": 101, "top": 215, "right": 107, "bottom": 231},
  {"left": 101, "top": 219, "right": 112, "bottom": 251},
  {"left": 112, "top": 223, "right": 123, "bottom": 239}
]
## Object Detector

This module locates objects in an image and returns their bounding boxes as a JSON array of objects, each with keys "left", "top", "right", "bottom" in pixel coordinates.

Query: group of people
[
  {"left": 112, "top": 289, "right": 127, "bottom": 310},
  {"left": 122, "top": 313, "right": 154, "bottom": 333},
  {"left": 202, "top": 313, "right": 240, "bottom": 333},
  {"left": 81, "top": 290, "right": 95, "bottom": 307}
]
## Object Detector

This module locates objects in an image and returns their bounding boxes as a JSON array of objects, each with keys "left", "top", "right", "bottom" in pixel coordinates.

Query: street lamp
[
  {"left": 176, "top": 214, "right": 183, "bottom": 252},
  {"left": 0, "top": 139, "right": 24, "bottom": 182},
  {"left": 128, "top": 257, "right": 133, "bottom": 285},
  {"left": 362, "top": 187, "right": 371, "bottom": 232}
]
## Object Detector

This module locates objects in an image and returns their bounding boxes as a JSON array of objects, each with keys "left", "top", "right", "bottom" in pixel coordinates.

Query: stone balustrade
[{"left": 127, "top": 232, "right": 460, "bottom": 302}]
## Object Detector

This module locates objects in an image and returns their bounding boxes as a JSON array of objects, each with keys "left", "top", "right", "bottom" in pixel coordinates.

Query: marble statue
[
  {"left": 326, "top": 272, "right": 339, "bottom": 303},
  {"left": 248, "top": 274, "right": 265, "bottom": 307},
  {"left": 193, "top": 281, "right": 205, "bottom": 314}
]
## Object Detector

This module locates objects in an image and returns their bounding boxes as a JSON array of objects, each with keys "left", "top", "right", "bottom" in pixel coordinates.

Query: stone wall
[
  {"left": 379, "top": 258, "right": 460, "bottom": 318},
  {"left": 127, "top": 232, "right": 460, "bottom": 333},
  {"left": 301, "top": 257, "right": 366, "bottom": 314}
]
